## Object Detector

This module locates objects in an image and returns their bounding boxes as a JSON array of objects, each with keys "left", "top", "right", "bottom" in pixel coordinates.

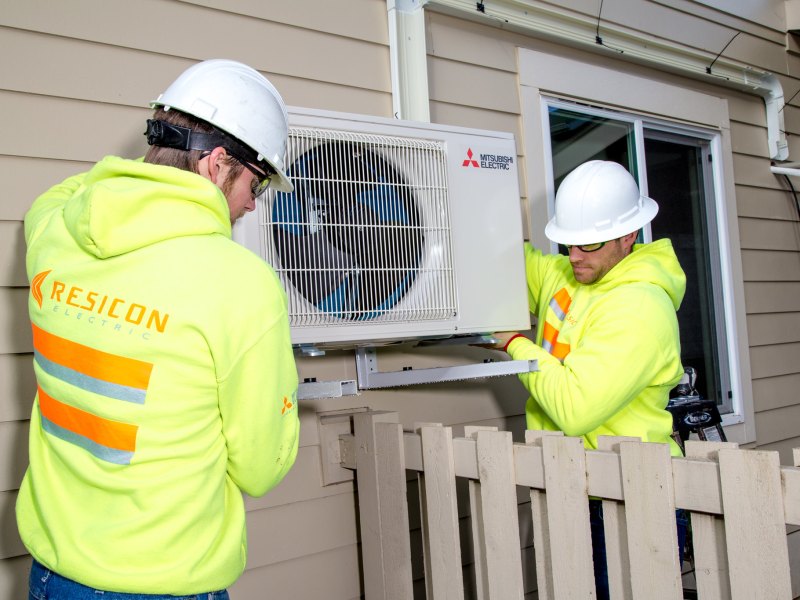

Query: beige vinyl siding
[
  {"left": 755, "top": 402, "right": 800, "bottom": 446},
  {"left": 3, "top": 0, "right": 800, "bottom": 597},
  {"left": 748, "top": 313, "right": 800, "bottom": 347},
  {"left": 0, "top": 289, "right": 31, "bottom": 355},
  {"left": 750, "top": 343, "right": 800, "bottom": 381},
  {"left": 0, "top": 555, "right": 30, "bottom": 599},
  {"left": 752, "top": 373, "right": 800, "bottom": 411},
  {"left": 0, "top": 222, "right": 26, "bottom": 287},
  {"left": 1, "top": 158, "right": 95, "bottom": 222},
  {"left": 0, "top": 355, "right": 36, "bottom": 422},
  {"left": 738, "top": 188, "right": 800, "bottom": 222},
  {"left": 233, "top": 545, "right": 362, "bottom": 599},
  {"left": 2, "top": 0, "right": 390, "bottom": 96}
]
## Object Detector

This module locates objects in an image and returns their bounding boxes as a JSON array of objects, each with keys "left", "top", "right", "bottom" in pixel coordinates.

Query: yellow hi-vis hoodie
[
  {"left": 17, "top": 156, "right": 299, "bottom": 594},
  {"left": 506, "top": 241, "right": 686, "bottom": 456}
]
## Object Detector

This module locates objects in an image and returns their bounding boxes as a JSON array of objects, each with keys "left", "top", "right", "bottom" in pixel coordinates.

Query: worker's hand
[
  {"left": 472, "top": 331, "right": 521, "bottom": 350},
  {"left": 490, "top": 331, "right": 521, "bottom": 351}
]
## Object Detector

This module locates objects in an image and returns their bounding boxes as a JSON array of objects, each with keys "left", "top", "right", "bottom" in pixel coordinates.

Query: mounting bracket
[{"left": 354, "top": 346, "right": 537, "bottom": 390}]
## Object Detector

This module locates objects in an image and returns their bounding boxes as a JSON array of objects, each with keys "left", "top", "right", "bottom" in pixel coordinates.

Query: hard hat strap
[{"left": 144, "top": 119, "right": 274, "bottom": 176}]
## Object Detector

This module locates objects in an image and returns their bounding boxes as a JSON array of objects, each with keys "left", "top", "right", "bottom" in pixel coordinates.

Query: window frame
[
  {"left": 519, "top": 48, "right": 755, "bottom": 442},
  {"left": 544, "top": 99, "right": 733, "bottom": 414}
]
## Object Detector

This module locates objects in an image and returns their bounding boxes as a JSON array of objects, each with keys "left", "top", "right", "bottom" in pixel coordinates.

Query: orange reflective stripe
[
  {"left": 38, "top": 386, "right": 137, "bottom": 452},
  {"left": 550, "top": 341, "right": 571, "bottom": 361},
  {"left": 542, "top": 321, "right": 558, "bottom": 345},
  {"left": 32, "top": 324, "right": 152, "bottom": 390},
  {"left": 542, "top": 321, "right": 571, "bottom": 360},
  {"left": 552, "top": 287, "right": 572, "bottom": 315}
]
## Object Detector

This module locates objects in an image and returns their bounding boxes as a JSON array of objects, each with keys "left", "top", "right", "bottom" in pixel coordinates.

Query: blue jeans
[
  {"left": 589, "top": 501, "right": 688, "bottom": 600},
  {"left": 29, "top": 560, "right": 229, "bottom": 600}
]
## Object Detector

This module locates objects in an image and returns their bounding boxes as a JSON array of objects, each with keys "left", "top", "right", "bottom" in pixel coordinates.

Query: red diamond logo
[{"left": 462, "top": 148, "right": 480, "bottom": 168}]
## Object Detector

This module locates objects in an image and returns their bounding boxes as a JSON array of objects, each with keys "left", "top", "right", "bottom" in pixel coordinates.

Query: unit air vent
[{"left": 263, "top": 127, "right": 457, "bottom": 328}]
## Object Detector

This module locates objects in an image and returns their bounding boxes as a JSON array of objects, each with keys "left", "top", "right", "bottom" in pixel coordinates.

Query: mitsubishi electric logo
[
  {"left": 462, "top": 148, "right": 480, "bottom": 168},
  {"left": 461, "top": 148, "right": 514, "bottom": 170}
]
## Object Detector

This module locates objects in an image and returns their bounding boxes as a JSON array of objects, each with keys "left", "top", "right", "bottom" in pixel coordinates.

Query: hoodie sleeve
[
  {"left": 506, "top": 282, "right": 678, "bottom": 437},
  {"left": 216, "top": 282, "right": 300, "bottom": 498},
  {"left": 523, "top": 242, "right": 545, "bottom": 314},
  {"left": 25, "top": 172, "right": 87, "bottom": 248}
]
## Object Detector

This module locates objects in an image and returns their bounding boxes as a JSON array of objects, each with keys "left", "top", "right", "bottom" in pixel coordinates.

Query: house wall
[{"left": 1, "top": 0, "right": 798, "bottom": 598}]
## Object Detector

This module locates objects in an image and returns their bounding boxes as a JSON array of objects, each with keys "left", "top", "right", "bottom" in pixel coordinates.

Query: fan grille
[{"left": 260, "top": 127, "right": 458, "bottom": 327}]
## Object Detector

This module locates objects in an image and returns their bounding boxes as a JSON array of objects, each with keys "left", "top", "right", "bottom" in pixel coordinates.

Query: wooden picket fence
[{"left": 337, "top": 411, "right": 800, "bottom": 599}]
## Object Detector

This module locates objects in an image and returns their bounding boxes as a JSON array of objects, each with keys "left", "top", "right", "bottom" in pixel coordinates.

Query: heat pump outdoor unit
[{"left": 233, "top": 107, "right": 530, "bottom": 348}]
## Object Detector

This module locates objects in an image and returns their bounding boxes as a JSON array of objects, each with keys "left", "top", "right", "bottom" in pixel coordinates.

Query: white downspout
[
  {"left": 755, "top": 73, "right": 789, "bottom": 162},
  {"left": 387, "top": 0, "right": 431, "bottom": 122}
]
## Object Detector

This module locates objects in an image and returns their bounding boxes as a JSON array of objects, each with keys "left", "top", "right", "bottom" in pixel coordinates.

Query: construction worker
[
  {"left": 490, "top": 160, "right": 687, "bottom": 600},
  {"left": 17, "top": 59, "right": 299, "bottom": 598}
]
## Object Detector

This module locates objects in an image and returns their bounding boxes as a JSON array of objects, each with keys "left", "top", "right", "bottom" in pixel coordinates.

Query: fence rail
[{"left": 338, "top": 411, "right": 800, "bottom": 599}]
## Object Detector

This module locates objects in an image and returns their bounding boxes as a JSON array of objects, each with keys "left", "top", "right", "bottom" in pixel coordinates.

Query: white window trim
[{"left": 519, "top": 47, "right": 755, "bottom": 444}]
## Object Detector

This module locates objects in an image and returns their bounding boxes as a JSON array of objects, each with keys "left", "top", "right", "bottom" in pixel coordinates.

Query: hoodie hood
[
  {"left": 62, "top": 156, "right": 231, "bottom": 259},
  {"left": 595, "top": 238, "right": 686, "bottom": 310}
]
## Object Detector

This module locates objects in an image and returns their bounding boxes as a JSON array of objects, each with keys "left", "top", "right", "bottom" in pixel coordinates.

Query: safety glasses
[
  {"left": 563, "top": 241, "right": 607, "bottom": 253},
  {"left": 233, "top": 157, "right": 273, "bottom": 196},
  {"left": 199, "top": 149, "right": 275, "bottom": 196}
]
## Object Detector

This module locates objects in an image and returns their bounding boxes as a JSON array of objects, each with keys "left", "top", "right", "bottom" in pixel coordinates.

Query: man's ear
[
  {"left": 204, "top": 146, "right": 228, "bottom": 185},
  {"left": 621, "top": 231, "right": 638, "bottom": 252}
]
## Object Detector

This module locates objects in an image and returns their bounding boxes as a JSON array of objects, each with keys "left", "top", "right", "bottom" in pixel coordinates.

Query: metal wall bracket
[
  {"left": 355, "top": 347, "right": 537, "bottom": 390},
  {"left": 298, "top": 379, "right": 358, "bottom": 400},
  {"left": 296, "top": 344, "right": 325, "bottom": 357}
]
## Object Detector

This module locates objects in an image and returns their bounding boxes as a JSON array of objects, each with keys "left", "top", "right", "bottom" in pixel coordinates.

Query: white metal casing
[{"left": 233, "top": 107, "right": 529, "bottom": 347}]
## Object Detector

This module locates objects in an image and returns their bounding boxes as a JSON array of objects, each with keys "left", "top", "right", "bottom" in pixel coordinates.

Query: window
[
  {"left": 519, "top": 48, "right": 754, "bottom": 440},
  {"left": 546, "top": 103, "right": 731, "bottom": 413}
]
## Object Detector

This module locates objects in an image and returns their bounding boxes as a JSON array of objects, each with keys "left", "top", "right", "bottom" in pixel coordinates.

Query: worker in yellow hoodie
[
  {"left": 17, "top": 60, "right": 300, "bottom": 599},
  {"left": 490, "top": 160, "right": 687, "bottom": 600}
]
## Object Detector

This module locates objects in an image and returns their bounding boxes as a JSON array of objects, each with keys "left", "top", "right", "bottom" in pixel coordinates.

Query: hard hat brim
[
  {"left": 544, "top": 194, "right": 659, "bottom": 245},
  {"left": 271, "top": 170, "right": 294, "bottom": 193}
]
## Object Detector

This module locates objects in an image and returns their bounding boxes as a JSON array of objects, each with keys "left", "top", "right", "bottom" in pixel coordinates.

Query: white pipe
[
  {"left": 770, "top": 166, "right": 800, "bottom": 177},
  {"left": 387, "top": 0, "right": 431, "bottom": 122}
]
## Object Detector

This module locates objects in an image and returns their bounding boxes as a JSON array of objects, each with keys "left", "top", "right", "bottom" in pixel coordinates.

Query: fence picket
[
  {"left": 684, "top": 440, "right": 737, "bottom": 600},
  {"left": 719, "top": 448, "right": 792, "bottom": 599},
  {"left": 353, "top": 412, "right": 413, "bottom": 600},
  {"left": 464, "top": 425, "right": 498, "bottom": 600},
  {"left": 417, "top": 424, "right": 465, "bottom": 600},
  {"left": 619, "top": 441, "right": 682, "bottom": 600},
  {"left": 474, "top": 429, "right": 525, "bottom": 599},
  {"left": 524, "top": 430, "right": 564, "bottom": 600},
  {"left": 598, "top": 436, "right": 640, "bottom": 600},
  {"left": 542, "top": 435, "right": 596, "bottom": 598}
]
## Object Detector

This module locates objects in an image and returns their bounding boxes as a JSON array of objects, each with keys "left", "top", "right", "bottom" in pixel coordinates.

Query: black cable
[
  {"left": 594, "top": 0, "right": 624, "bottom": 54},
  {"left": 595, "top": 0, "right": 604, "bottom": 42},
  {"left": 706, "top": 31, "right": 740, "bottom": 74},
  {"left": 782, "top": 174, "right": 800, "bottom": 221},
  {"left": 779, "top": 86, "right": 800, "bottom": 114}
]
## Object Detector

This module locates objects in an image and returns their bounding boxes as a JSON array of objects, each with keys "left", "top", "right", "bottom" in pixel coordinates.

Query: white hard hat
[
  {"left": 151, "top": 59, "right": 293, "bottom": 192},
  {"left": 544, "top": 160, "right": 658, "bottom": 245}
]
